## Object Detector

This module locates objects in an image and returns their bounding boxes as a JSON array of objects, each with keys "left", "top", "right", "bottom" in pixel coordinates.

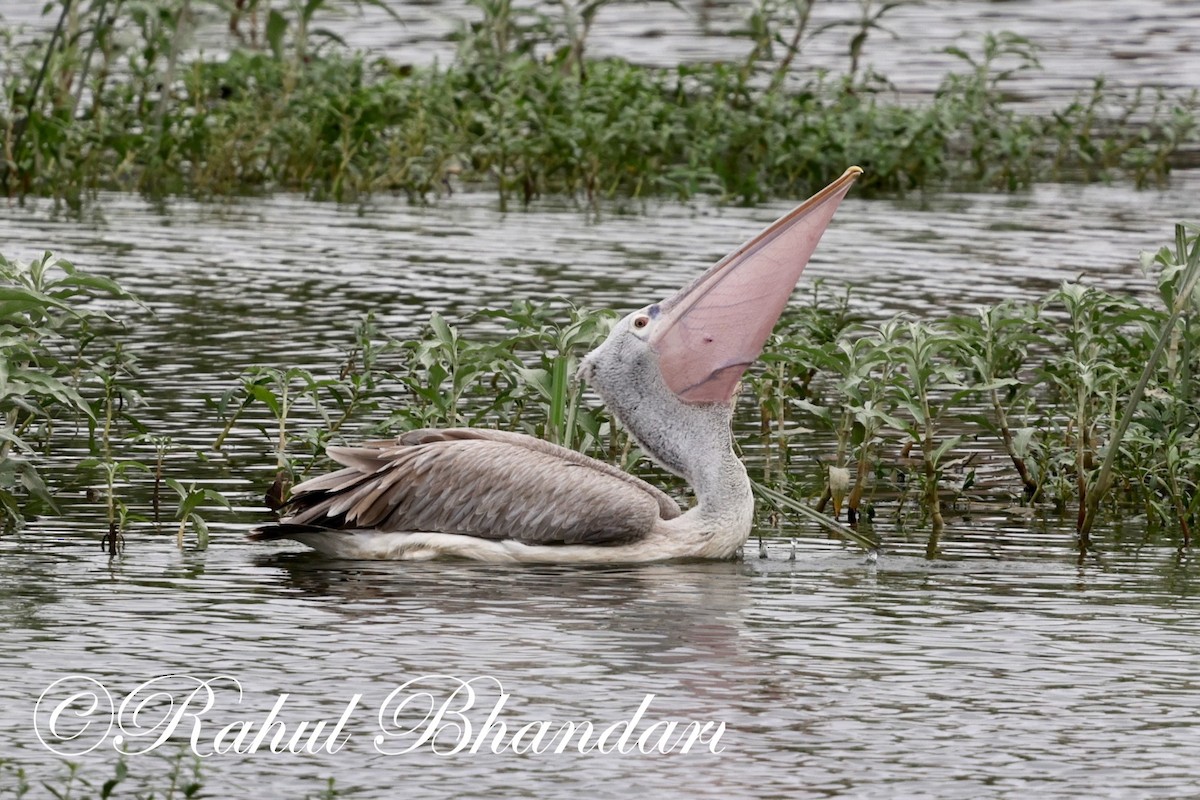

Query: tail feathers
[{"left": 248, "top": 522, "right": 338, "bottom": 542}]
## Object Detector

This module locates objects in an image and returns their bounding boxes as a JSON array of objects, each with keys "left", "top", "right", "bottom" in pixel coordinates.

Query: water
[
  {"left": 3, "top": 1, "right": 1200, "bottom": 796},
  {"left": 1, "top": 179, "right": 1198, "bottom": 797},
  {"left": 2, "top": 538, "right": 1198, "bottom": 797}
]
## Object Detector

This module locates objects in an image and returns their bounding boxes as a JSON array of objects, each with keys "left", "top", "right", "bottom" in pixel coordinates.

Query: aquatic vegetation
[
  {"left": 949, "top": 300, "right": 1039, "bottom": 498},
  {"left": 207, "top": 223, "right": 1200, "bottom": 557},
  {"left": 212, "top": 301, "right": 640, "bottom": 486},
  {"left": 0, "top": 749, "right": 348, "bottom": 800},
  {"left": 0, "top": 250, "right": 234, "bottom": 549},
  {"left": 0, "top": 251, "right": 135, "bottom": 532},
  {"left": 0, "top": 1, "right": 1195, "bottom": 207},
  {"left": 4, "top": 223, "right": 1199, "bottom": 558},
  {"left": 1078, "top": 223, "right": 1200, "bottom": 547},
  {"left": 0, "top": 752, "right": 196, "bottom": 800},
  {"left": 166, "top": 478, "right": 231, "bottom": 549}
]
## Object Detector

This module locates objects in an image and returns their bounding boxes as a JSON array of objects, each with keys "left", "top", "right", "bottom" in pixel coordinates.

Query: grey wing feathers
[{"left": 277, "top": 429, "right": 682, "bottom": 546}]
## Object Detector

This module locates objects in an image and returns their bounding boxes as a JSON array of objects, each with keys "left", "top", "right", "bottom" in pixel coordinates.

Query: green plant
[
  {"left": 381, "top": 311, "right": 513, "bottom": 431},
  {"left": 4, "top": 0, "right": 1195, "bottom": 207},
  {"left": 0, "top": 251, "right": 135, "bottom": 531},
  {"left": 1037, "top": 283, "right": 1145, "bottom": 547},
  {"left": 0, "top": 756, "right": 31, "bottom": 798},
  {"left": 814, "top": 0, "right": 919, "bottom": 87},
  {"left": 258, "top": 0, "right": 402, "bottom": 63},
  {"left": 885, "top": 320, "right": 975, "bottom": 556},
  {"left": 950, "top": 300, "right": 1038, "bottom": 498},
  {"left": 936, "top": 31, "right": 1045, "bottom": 189},
  {"left": 1078, "top": 224, "right": 1200, "bottom": 547},
  {"left": 213, "top": 365, "right": 346, "bottom": 479},
  {"left": 480, "top": 300, "right": 618, "bottom": 452},
  {"left": 166, "top": 479, "right": 231, "bottom": 549},
  {"left": 788, "top": 318, "right": 899, "bottom": 523}
]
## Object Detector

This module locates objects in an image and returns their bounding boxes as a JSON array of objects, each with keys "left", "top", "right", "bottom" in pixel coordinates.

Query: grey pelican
[{"left": 250, "top": 167, "right": 862, "bottom": 562}]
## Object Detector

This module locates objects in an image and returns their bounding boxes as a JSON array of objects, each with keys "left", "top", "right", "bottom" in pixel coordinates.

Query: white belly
[{"left": 283, "top": 524, "right": 743, "bottom": 564}]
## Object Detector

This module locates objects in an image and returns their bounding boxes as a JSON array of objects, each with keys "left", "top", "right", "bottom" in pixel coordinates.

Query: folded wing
[{"left": 256, "top": 429, "right": 682, "bottom": 546}]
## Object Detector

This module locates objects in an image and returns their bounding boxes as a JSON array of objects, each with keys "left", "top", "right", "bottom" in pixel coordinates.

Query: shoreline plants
[
  {"left": 4, "top": 224, "right": 1198, "bottom": 559},
  {"left": 0, "top": 0, "right": 1196, "bottom": 208}
]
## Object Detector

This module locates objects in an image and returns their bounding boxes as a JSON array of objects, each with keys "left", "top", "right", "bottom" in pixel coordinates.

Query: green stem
[
  {"left": 3, "top": 0, "right": 74, "bottom": 195},
  {"left": 68, "top": 0, "right": 111, "bottom": 120},
  {"left": 769, "top": 0, "right": 816, "bottom": 93},
  {"left": 152, "top": 0, "right": 191, "bottom": 155},
  {"left": 0, "top": 409, "right": 19, "bottom": 461},
  {"left": 990, "top": 386, "right": 1035, "bottom": 495},
  {"left": 752, "top": 480, "right": 879, "bottom": 552},
  {"left": 277, "top": 380, "right": 289, "bottom": 471}
]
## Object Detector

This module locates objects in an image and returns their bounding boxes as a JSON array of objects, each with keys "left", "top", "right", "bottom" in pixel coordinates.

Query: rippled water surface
[
  {"left": 3, "top": 539, "right": 1199, "bottom": 798},
  {"left": 1, "top": 177, "right": 1198, "bottom": 797},
  {"left": 3, "top": 1, "right": 1200, "bottom": 796}
]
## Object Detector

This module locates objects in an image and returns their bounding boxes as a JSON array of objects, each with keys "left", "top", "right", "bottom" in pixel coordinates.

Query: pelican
[{"left": 250, "top": 167, "right": 862, "bottom": 563}]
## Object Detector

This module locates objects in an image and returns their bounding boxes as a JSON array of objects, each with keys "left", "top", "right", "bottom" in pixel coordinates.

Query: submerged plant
[
  {"left": 788, "top": 318, "right": 899, "bottom": 523},
  {"left": 480, "top": 300, "right": 618, "bottom": 454},
  {"left": 885, "top": 320, "right": 975, "bottom": 555},
  {"left": 4, "top": 750, "right": 206, "bottom": 799},
  {"left": 380, "top": 311, "right": 514, "bottom": 431},
  {"left": 1037, "top": 282, "right": 1147, "bottom": 544},
  {"left": 5, "top": 217, "right": 1200, "bottom": 558},
  {"left": 212, "top": 366, "right": 346, "bottom": 482}
]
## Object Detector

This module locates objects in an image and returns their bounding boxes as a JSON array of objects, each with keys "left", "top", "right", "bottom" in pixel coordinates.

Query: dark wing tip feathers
[{"left": 247, "top": 522, "right": 336, "bottom": 541}]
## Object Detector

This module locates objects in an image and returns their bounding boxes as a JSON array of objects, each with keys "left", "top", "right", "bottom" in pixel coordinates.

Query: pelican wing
[{"left": 271, "top": 429, "right": 682, "bottom": 546}]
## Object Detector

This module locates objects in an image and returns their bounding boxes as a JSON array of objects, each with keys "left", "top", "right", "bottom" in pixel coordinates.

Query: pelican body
[{"left": 250, "top": 167, "right": 863, "bottom": 563}]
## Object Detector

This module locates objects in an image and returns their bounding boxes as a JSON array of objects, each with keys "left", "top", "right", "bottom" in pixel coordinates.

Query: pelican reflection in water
[{"left": 250, "top": 167, "right": 863, "bottom": 563}]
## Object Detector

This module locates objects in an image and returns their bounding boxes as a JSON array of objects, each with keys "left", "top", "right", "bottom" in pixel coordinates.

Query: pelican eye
[{"left": 632, "top": 315, "right": 650, "bottom": 330}]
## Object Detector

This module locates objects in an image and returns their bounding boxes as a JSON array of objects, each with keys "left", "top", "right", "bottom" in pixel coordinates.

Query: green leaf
[
  {"left": 302, "top": 0, "right": 326, "bottom": 24},
  {"left": 429, "top": 312, "right": 455, "bottom": 350},
  {"left": 0, "top": 285, "right": 72, "bottom": 320},
  {"left": 202, "top": 489, "right": 232, "bottom": 509},
  {"left": 0, "top": 428, "right": 31, "bottom": 453},
  {"left": 310, "top": 27, "right": 348, "bottom": 48},
  {"left": 792, "top": 398, "right": 832, "bottom": 424},
  {"left": 895, "top": 399, "right": 926, "bottom": 428},
  {"left": 12, "top": 368, "right": 92, "bottom": 416},
  {"left": 972, "top": 378, "right": 1020, "bottom": 393},
  {"left": 246, "top": 383, "right": 282, "bottom": 417},
  {"left": 266, "top": 9, "right": 288, "bottom": 59},
  {"left": 193, "top": 515, "right": 210, "bottom": 550},
  {"left": 931, "top": 435, "right": 965, "bottom": 466}
]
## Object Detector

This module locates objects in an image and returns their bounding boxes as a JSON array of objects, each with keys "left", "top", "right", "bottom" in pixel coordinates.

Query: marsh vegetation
[
  {"left": 0, "top": 1, "right": 1197, "bottom": 560},
  {"left": 1, "top": 0, "right": 1195, "bottom": 208},
  {"left": 3, "top": 222, "right": 1197, "bottom": 559}
]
